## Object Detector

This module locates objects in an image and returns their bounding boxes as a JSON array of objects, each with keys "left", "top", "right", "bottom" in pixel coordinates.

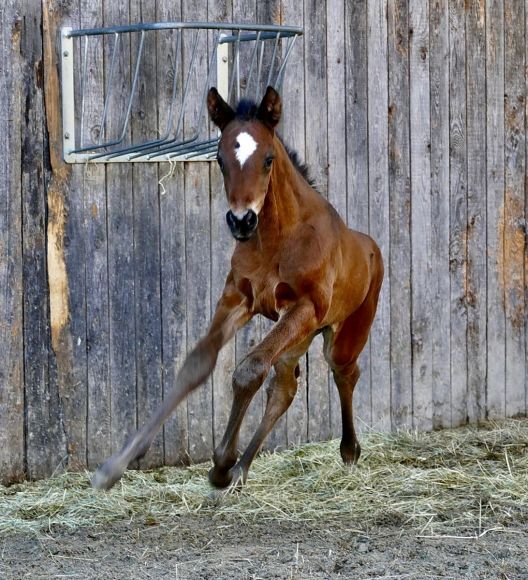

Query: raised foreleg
[{"left": 92, "top": 276, "right": 252, "bottom": 490}]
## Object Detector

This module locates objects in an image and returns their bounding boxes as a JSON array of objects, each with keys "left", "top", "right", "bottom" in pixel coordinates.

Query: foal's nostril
[
  {"left": 226, "top": 210, "right": 238, "bottom": 231},
  {"left": 243, "top": 210, "right": 258, "bottom": 229}
]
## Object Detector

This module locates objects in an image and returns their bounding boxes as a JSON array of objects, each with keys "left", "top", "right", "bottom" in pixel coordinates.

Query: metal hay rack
[{"left": 60, "top": 22, "right": 303, "bottom": 163}]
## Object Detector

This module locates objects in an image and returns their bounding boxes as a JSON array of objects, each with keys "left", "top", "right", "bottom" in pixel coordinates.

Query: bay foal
[{"left": 93, "top": 86, "right": 383, "bottom": 490}]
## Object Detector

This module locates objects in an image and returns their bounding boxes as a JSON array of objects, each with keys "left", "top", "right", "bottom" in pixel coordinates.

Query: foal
[{"left": 93, "top": 86, "right": 383, "bottom": 490}]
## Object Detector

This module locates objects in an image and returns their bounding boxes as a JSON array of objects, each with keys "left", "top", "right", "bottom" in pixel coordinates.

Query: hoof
[
  {"left": 208, "top": 464, "right": 247, "bottom": 490},
  {"left": 340, "top": 441, "right": 361, "bottom": 466},
  {"left": 208, "top": 465, "right": 234, "bottom": 489},
  {"left": 226, "top": 465, "right": 246, "bottom": 491},
  {"left": 92, "top": 458, "right": 127, "bottom": 490}
]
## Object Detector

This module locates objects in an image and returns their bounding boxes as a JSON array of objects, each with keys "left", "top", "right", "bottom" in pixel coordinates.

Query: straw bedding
[{"left": 1, "top": 420, "right": 527, "bottom": 539}]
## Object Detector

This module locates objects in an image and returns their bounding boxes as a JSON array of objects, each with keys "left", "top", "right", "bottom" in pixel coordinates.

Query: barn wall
[{"left": 0, "top": 0, "right": 526, "bottom": 482}]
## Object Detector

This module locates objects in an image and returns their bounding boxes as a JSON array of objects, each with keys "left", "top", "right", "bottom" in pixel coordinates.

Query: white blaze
[{"left": 235, "top": 131, "right": 257, "bottom": 168}]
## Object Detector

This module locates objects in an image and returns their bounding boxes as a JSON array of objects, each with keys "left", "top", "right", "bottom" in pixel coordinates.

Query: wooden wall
[{"left": 1, "top": 0, "right": 526, "bottom": 483}]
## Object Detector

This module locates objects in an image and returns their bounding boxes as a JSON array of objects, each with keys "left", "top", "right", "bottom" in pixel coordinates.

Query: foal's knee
[{"left": 233, "top": 354, "right": 270, "bottom": 394}]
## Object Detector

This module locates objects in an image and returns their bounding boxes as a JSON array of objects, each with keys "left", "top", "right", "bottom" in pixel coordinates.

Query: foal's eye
[
  {"left": 217, "top": 157, "right": 225, "bottom": 171},
  {"left": 264, "top": 156, "right": 274, "bottom": 170}
]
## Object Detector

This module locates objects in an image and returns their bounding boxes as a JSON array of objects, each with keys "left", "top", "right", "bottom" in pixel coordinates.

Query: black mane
[{"left": 234, "top": 99, "right": 317, "bottom": 189}]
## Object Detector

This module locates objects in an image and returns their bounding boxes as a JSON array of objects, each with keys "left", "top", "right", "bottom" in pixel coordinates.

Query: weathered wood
[
  {"left": 409, "top": 0, "right": 432, "bottom": 431},
  {"left": 209, "top": 0, "right": 235, "bottom": 450},
  {"left": 130, "top": 0, "right": 164, "bottom": 468},
  {"left": 485, "top": 0, "right": 506, "bottom": 419},
  {"left": 367, "top": 0, "right": 391, "bottom": 432},
  {"left": 465, "top": 0, "right": 487, "bottom": 423},
  {"left": 280, "top": 0, "right": 308, "bottom": 447},
  {"left": 44, "top": 0, "right": 85, "bottom": 473},
  {"left": 449, "top": 0, "right": 468, "bottom": 427},
  {"left": 103, "top": 0, "right": 138, "bottom": 458},
  {"left": 19, "top": 0, "right": 54, "bottom": 479},
  {"left": 157, "top": 0, "right": 189, "bottom": 465},
  {"left": 183, "top": 0, "right": 213, "bottom": 461},
  {"left": 0, "top": 1, "right": 24, "bottom": 484},
  {"left": 345, "top": 0, "right": 371, "bottom": 431},
  {"left": 429, "top": 0, "right": 451, "bottom": 429},
  {"left": 304, "top": 0, "right": 331, "bottom": 443},
  {"left": 325, "top": 0, "right": 346, "bottom": 438},
  {"left": 387, "top": 0, "right": 412, "bottom": 430},
  {"left": 81, "top": 0, "right": 112, "bottom": 470},
  {"left": 503, "top": 0, "right": 526, "bottom": 418}
]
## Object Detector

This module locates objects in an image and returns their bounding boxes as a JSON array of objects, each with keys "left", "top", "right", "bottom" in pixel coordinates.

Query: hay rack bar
[{"left": 60, "top": 22, "right": 303, "bottom": 163}]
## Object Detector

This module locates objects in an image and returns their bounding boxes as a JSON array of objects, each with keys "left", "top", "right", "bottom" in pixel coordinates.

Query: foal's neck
[{"left": 257, "top": 138, "right": 308, "bottom": 245}]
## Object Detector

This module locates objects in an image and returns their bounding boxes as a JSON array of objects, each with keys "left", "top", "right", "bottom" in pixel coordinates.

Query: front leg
[
  {"left": 209, "top": 299, "right": 319, "bottom": 488},
  {"left": 92, "top": 275, "right": 251, "bottom": 490}
]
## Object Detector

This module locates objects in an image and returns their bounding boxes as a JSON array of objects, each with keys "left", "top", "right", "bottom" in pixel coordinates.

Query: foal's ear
[
  {"left": 257, "top": 86, "right": 281, "bottom": 130},
  {"left": 207, "top": 87, "right": 235, "bottom": 131}
]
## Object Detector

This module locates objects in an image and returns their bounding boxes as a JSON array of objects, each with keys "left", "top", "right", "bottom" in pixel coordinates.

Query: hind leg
[
  {"left": 325, "top": 275, "right": 382, "bottom": 466},
  {"left": 332, "top": 363, "right": 361, "bottom": 464}
]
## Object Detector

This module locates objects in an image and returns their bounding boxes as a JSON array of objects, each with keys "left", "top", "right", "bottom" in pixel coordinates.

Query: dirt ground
[{"left": 2, "top": 516, "right": 527, "bottom": 579}]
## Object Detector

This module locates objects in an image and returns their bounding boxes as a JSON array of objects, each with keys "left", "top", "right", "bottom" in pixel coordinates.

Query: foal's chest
[{"left": 233, "top": 256, "right": 281, "bottom": 322}]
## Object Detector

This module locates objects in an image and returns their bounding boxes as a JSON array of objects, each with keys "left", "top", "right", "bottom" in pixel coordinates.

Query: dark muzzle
[{"left": 226, "top": 210, "right": 258, "bottom": 241}]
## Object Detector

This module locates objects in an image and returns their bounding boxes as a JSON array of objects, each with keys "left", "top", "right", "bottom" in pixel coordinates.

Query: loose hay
[{"left": 1, "top": 420, "right": 527, "bottom": 538}]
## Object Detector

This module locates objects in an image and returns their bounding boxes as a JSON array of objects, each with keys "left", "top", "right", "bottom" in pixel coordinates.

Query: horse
[{"left": 92, "top": 86, "right": 383, "bottom": 491}]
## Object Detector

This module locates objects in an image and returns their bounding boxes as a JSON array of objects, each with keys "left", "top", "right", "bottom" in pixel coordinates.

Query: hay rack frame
[{"left": 60, "top": 21, "right": 303, "bottom": 163}]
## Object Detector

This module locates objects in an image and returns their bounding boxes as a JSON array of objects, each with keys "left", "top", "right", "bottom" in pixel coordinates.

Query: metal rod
[
  {"left": 98, "top": 32, "right": 120, "bottom": 145},
  {"left": 255, "top": 39, "right": 265, "bottom": 100},
  {"left": 66, "top": 22, "right": 303, "bottom": 38},
  {"left": 265, "top": 32, "right": 281, "bottom": 89},
  {"left": 80, "top": 35, "right": 89, "bottom": 147},
  {"left": 227, "top": 29, "right": 241, "bottom": 104},
  {"left": 275, "top": 33, "right": 298, "bottom": 89},
  {"left": 244, "top": 30, "right": 261, "bottom": 96}
]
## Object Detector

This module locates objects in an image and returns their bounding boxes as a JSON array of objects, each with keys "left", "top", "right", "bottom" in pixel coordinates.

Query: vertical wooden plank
[
  {"left": 208, "top": 0, "right": 235, "bottom": 450},
  {"left": 305, "top": 0, "right": 331, "bottom": 442},
  {"left": 231, "top": 0, "right": 263, "bottom": 453},
  {"left": 20, "top": 0, "right": 57, "bottom": 479},
  {"left": 129, "top": 0, "right": 163, "bottom": 468},
  {"left": 345, "top": 0, "right": 371, "bottom": 431},
  {"left": 157, "top": 0, "right": 189, "bottom": 465},
  {"left": 44, "top": 0, "right": 86, "bottom": 474},
  {"left": 525, "top": 0, "right": 528, "bottom": 419},
  {"left": 449, "top": 0, "right": 468, "bottom": 427},
  {"left": 81, "top": 0, "right": 111, "bottom": 470},
  {"left": 409, "top": 0, "right": 433, "bottom": 431},
  {"left": 486, "top": 0, "right": 506, "bottom": 419},
  {"left": 388, "top": 0, "right": 412, "bottom": 429},
  {"left": 466, "top": 0, "right": 487, "bottom": 423},
  {"left": 430, "top": 0, "right": 451, "bottom": 428},
  {"left": 367, "top": 0, "right": 391, "bottom": 432},
  {"left": 183, "top": 0, "right": 212, "bottom": 462},
  {"left": 326, "top": 0, "right": 346, "bottom": 438},
  {"left": 279, "top": 0, "right": 308, "bottom": 448},
  {"left": 0, "top": 1, "right": 24, "bottom": 483},
  {"left": 103, "top": 1, "right": 138, "bottom": 457},
  {"left": 503, "top": 0, "right": 526, "bottom": 417}
]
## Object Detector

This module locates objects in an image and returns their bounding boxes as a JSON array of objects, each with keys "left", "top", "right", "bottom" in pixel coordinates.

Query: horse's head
[{"left": 207, "top": 86, "right": 281, "bottom": 241}]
